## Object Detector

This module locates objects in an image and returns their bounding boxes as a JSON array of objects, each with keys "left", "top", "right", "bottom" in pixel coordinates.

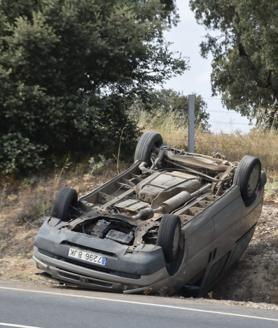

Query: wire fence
[
  {"left": 142, "top": 120, "right": 277, "bottom": 172},
  {"left": 139, "top": 94, "right": 277, "bottom": 170}
]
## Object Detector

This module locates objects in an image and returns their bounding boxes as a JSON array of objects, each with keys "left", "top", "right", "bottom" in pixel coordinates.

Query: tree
[
  {"left": 132, "top": 89, "right": 210, "bottom": 131},
  {"left": 190, "top": 0, "right": 278, "bottom": 128},
  {"left": 0, "top": 0, "right": 186, "bottom": 175}
]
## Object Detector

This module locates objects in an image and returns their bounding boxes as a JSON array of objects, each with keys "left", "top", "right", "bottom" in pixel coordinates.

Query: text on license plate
[{"left": 68, "top": 247, "right": 107, "bottom": 266}]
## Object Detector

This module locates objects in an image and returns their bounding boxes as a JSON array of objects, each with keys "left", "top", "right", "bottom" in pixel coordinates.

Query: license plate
[{"left": 68, "top": 247, "right": 107, "bottom": 266}]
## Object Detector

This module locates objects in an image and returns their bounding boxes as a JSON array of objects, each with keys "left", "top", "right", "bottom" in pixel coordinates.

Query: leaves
[
  {"left": 190, "top": 0, "right": 278, "bottom": 128},
  {"left": 131, "top": 89, "right": 210, "bottom": 131},
  {"left": 0, "top": 0, "right": 186, "bottom": 175},
  {"left": 0, "top": 133, "right": 47, "bottom": 175}
]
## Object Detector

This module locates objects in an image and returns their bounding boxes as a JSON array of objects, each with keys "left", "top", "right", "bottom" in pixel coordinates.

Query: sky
[{"left": 164, "top": 0, "right": 253, "bottom": 133}]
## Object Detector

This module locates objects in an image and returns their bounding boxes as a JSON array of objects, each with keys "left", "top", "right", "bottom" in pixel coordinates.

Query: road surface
[{"left": 0, "top": 281, "right": 277, "bottom": 328}]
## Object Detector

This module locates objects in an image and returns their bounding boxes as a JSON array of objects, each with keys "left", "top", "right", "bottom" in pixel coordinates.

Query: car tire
[
  {"left": 234, "top": 155, "right": 261, "bottom": 206},
  {"left": 259, "top": 170, "right": 267, "bottom": 189},
  {"left": 51, "top": 187, "right": 78, "bottom": 221},
  {"left": 134, "top": 131, "right": 163, "bottom": 165},
  {"left": 157, "top": 214, "right": 182, "bottom": 263}
]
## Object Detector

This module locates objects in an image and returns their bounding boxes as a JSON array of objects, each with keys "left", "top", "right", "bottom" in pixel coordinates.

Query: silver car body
[{"left": 33, "top": 142, "right": 265, "bottom": 295}]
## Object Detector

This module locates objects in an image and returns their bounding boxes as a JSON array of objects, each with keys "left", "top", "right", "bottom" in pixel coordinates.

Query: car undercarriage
[
  {"left": 69, "top": 147, "right": 235, "bottom": 250},
  {"left": 33, "top": 131, "right": 265, "bottom": 295}
]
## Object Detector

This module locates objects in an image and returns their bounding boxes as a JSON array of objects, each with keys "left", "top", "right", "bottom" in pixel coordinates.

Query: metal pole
[{"left": 188, "top": 94, "right": 195, "bottom": 152}]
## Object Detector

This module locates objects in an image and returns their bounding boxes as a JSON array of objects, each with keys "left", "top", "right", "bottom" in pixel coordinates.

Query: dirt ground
[
  {"left": 0, "top": 172, "right": 277, "bottom": 305},
  {"left": 212, "top": 204, "right": 278, "bottom": 304}
]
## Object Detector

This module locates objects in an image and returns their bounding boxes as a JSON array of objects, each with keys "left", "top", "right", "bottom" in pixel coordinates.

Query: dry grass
[
  {"left": 0, "top": 160, "right": 125, "bottom": 221},
  {"left": 0, "top": 114, "right": 277, "bottom": 302},
  {"left": 0, "top": 161, "right": 121, "bottom": 285},
  {"left": 0, "top": 161, "right": 123, "bottom": 264},
  {"left": 139, "top": 111, "right": 278, "bottom": 199},
  {"left": 139, "top": 112, "right": 278, "bottom": 168}
]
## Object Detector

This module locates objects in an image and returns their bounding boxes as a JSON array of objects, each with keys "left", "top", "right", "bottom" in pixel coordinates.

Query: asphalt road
[{"left": 0, "top": 281, "right": 277, "bottom": 328}]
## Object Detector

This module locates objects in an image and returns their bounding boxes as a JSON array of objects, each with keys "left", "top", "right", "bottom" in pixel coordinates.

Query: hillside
[{"left": 0, "top": 161, "right": 277, "bottom": 304}]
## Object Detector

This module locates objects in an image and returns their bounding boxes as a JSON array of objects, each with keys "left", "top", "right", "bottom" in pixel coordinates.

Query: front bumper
[
  {"left": 33, "top": 218, "right": 169, "bottom": 292},
  {"left": 33, "top": 247, "right": 168, "bottom": 292}
]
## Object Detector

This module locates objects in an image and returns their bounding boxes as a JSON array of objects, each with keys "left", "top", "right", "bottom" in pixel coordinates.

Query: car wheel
[
  {"left": 234, "top": 155, "right": 261, "bottom": 206},
  {"left": 134, "top": 131, "right": 163, "bottom": 165},
  {"left": 157, "top": 214, "right": 182, "bottom": 263},
  {"left": 259, "top": 170, "right": 267, "bottom": 189},
  {"left": 51, "top": 187, "right": 78, "bottom": 221}
]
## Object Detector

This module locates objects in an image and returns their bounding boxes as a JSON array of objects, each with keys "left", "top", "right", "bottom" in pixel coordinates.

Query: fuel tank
[{"left": 135, "top": 171, "right": 201, "bottom": 204}]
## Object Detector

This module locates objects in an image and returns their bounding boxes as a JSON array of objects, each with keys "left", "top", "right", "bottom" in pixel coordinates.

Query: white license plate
[{"left": 68, "top": 247, "right": 107, "bottom": 266}]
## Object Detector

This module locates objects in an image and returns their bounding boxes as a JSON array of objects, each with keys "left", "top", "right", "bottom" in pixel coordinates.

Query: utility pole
[{"left": 188, "top": 94, "right": 196, "bottom": 152}]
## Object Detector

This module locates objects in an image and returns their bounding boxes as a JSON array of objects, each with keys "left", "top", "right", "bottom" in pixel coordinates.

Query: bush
[
  {"left": 0, "top": 133, "right": 46, "bottom": 175},
  {"left": 0, "top": 95, "right": 139, "bottom": 176},
  {"left": 0, "top": 0, "right": 185, "bottom": 176}
]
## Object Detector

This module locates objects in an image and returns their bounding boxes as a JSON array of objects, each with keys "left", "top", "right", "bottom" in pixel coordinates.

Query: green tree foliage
[
  {"left": 190, "top": 0, "right": 278, "bottom": 129},
  {"left": 132, "top": 89, "right": 210, "bottom": 131},
  {"left": 0, "top": 0, "right": 186, "bottom": 175}
]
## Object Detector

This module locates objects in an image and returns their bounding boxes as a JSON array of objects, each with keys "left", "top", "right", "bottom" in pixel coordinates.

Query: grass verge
[{"left": 0, "top": 121, "right": 277, "bottom": 303}]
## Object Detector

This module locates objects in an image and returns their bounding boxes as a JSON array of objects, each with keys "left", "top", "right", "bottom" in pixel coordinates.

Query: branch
[{"left": 238, "top": 42, "right": 277, "bottom": 95}]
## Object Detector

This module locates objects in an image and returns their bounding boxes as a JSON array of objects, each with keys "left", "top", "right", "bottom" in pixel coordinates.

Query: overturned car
[{"left": 33, "top": 131, "right": 266, "bottom": 295}]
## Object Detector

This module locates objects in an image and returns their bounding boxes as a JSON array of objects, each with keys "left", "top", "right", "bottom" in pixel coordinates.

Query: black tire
[
  {"left": 157, "top": 214, "right": 181, "bottom": 263},
  {"left": 260, "top": 171, "right": 267, "bottom": 189},
  {"left": 134, "top": 131, "right": 163, "bottom": 165},
  {"left": 234, "top": 155, "right": 261, "bottom": 206},
  {"left": 51, "top": 187, "right": 78, "bottom": 221}
]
